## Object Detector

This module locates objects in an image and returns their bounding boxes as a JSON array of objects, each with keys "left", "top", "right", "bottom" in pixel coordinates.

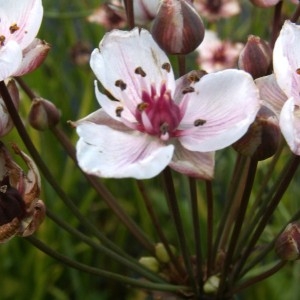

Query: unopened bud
[
  {"left": 275, "top": 222, "right": 300, "bottom": 261},
  {"left": 249, "top": 0, "right": 281, "bottom": 8},
  {"left": 238, "top": 35, "right": 272, "bottom": 79},
  {"left": 151, "top": 0, "right": 204, "bottom": 55},
  {"left": 233, "top": 106, "right": 280, "bottom": 161},
  {"left": 28, "top": 98, "right": 60, "bottom": 130},
  {"left": 139, "top": 256, "right": 160, "bottom": 273},
  {"left": 155, "top": 243, "right": 176, "bottom": 263}
]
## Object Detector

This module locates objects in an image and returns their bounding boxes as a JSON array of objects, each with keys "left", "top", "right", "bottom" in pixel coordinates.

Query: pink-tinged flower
[
  {"left": 132, "top": 0, "right": 160, "bottom": 24},
  {"left": 0, "top": 79, "right": 19, "bottom": 137},
  {"left": 0, "top": 143, "right": 45, "bottom": 243},
  {"left": 74, "top": 28, "right": 260, "bottom": 179},
  {"left": 193, "top": 0, "right": 240, "bottom": 22},
  {"left": 255, "top": 21, "right": 300, "bottom": 155},
  {"left": 196, "top": 30, "right": 243, "bottom": 73},
  {"left": 0, "top": 0, "right": 44, "bottom": 81}
]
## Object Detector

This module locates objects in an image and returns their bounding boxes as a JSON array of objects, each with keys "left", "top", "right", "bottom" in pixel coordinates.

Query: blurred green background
[{"left": 1, "top": 1, "right": 300, "bottom": 299}]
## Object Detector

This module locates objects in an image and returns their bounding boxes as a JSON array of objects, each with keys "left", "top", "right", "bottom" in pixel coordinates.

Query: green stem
[
  {"left": 162, "top": 168, "right": 198, "bottom": 295},
  {"left": 270, "top": 1, "right": 283, "bottom": 49},
  {"left": 26, "top": 236, "right": 189, "bottom": 294},
  {"left": 46, "top": 209, "right": 164, "bottom": 283}
]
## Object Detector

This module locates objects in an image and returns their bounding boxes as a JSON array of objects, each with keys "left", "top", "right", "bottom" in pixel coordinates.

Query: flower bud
[
  {"left": 139, "top": 256, "right": 160, "bottom": 273},
  {"left": 151, "top": 0, "right": 205, "bottom": 55},
  {"left": 155, "top": 243, "right": 176, "bottom": 263},
  {"left": 28, "top": 98, "right": 60, "bottom": 131},
  {"left": 233, "top": 106, "right": 280, "bottom": 161},
  {"left": 275, "top": 222, "right": 300, "bottom": 261},
  {"left": 249, "top": 0, "right": 281, "bottom": 8},
  {"left": 238, "top": 35, "right": 272, "bottom": 79}
]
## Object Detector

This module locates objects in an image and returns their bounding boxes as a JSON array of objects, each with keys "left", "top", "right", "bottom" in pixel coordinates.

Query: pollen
[
  {"left": 135, "top": 67, "right": 146, "bottom": 77},
  {"left": 194, "top": 119, "right": 206, "bottom": 126},
  {"left": 182, "top": 86, "right": 195, "bottom": 94},
  {"left": 162, "top": 62, "right": 171, "bottom": 73},
  {"left": 0, "top": 35, "right": 5, "bottom": 46},
  {"left": 115, "top": 79, "right": 127, "bottom": 90},
  {"left": 9, "top": 23, "right": 20, "bottom": 34},
  {"left": 296, "top": 68, "right": 300, "bottom": 75},
  {"left": 115, "top": 106, "right": 124, "bottom": 117},
  {"left": 137, "top": 102, "right": 149, "bottom": 111}
]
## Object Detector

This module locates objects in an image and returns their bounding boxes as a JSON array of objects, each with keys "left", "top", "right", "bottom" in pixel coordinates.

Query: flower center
[{"left": 135, "top": 84, "right": 181, "bottom": 140}]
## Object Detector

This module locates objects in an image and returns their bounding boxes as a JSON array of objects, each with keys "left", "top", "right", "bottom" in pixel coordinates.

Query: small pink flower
[
  {"left": 193, "top": 0, "right": 240, "bottom": 21},
  {"left": 75, "top": 28, "right": 260, "bottom": 179},
  {"left": 255, "top": 21, "right": 300, "bottom": 154},
  {"left": 0, "top": 0, "right": 45, "bottom": 81},
  {"left": 196, "top": 30, "right": 243, "bottom": 72}
]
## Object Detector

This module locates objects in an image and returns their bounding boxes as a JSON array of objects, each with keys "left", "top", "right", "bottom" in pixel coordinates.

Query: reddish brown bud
[
  {"left": 275, "top": 222, "right": 300, "bottom": 261},
  {"left": 233, "top": 106, "right": 280, "bottom": 161},
  {"left": 151, "top": 0, "right": 205, "bottom": 55},
  {"left": 28, "top": 98, "right": 60, "bottom": 131},
  {"left": 238, "top": 35, "right": 272, "bottom": 79}
]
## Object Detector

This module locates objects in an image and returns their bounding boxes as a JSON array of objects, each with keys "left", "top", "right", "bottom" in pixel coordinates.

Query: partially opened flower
[
  {"left": 0, "top": 142, "right": 45, "bottom": 243},
  {"left": 193, "top": 0, "right": 240, "bottom": 22},
  {"left": 0, "top": 0, "right": 47, "bottom": 81},
  {"left": 196, "top": 30, "right": 243, "bottom": 72},
  {"left": 255, "top": 21, "right": 300, "bottom": 155},
  {"left": 74, "top": 28, "right": 260, "bottom": 179}
]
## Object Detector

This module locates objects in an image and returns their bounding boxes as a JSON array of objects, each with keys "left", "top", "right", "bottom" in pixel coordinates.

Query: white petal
[
  {"left": 273, "top": 21, "right": 300, "bottom": 100},
  {"left": 179, "top": 69, "right": 260, "bottom": 152},
  {"left": 170, "top": 141, "right": 215, "bottom": 179},
  {"left": 280, "top": 97, "right": 300, "bottom": 155},
  {"left": 255, "top": 75, "right": 287, "bottom": 116},
  {"left": 133, "top": 0, "right": 160, "bottom": 24},
  {"left": 90, "top": 28, "right": 176, "bottom": 109},
  {"left": 76, "top": 122, "right": 174, "bottom": 179},
  {"left": 0, "top": 0, "right": 43, "bottom": 49},
  {"left": 0, "top": 41, "right": 22, "bottom": 81}
]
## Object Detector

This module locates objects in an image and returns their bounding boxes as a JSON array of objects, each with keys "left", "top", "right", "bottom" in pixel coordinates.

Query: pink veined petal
[
  {"left": 13, "top": 39, "right": 50, "bottom": 77},
  {"left": 0, "top": 0, "right": 43, "bottom": 49},
  {"left": 0, "top": 41, "right": 23, "bottom": 81},
  {"left": 90, "top": 28, "right": 176, "bottom": 108},
  {"left": 134, "top": 0, "right": 160, "bottom": 24},
  {"left": 76, "top": 122, "right": 174, "bottom": 179},
  {"left": 178, "top": 69, "right": 260, "bottom": 152},
  {"left": 273, "top": 21, "right": 300, "bottom": 101},
  {"left": 170, "top": 141, "right": 215, "bottom": 179},
  {"left": 279, "top": 97, "right": 300, "bottom": 155},
  {"left": 255, "top": 74, "right": 287, "bottom": 117}
]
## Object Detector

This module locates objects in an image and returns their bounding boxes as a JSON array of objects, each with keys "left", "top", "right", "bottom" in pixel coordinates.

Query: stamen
[
  {"left": 9, "top": 23, "right": 20, "bottom": 34},
  {"left": 137, "top": 102, "right": 149, "bottom": 111},
  {"left": 115, "top": 79, "right": 127, "bottom": 90},
  {"left": 187, "top": 71, "right": 201, "bottom": 82},
  {"left": 194, "top": 119, "right": 206, "bottom": 126},
  {"left": 160, "top": 122, "right": 169, "bottom": 135},
  {"left": 162, "top": 62, "right": 171, "bottom": 73},
  {"left": 296, "top": 68, "right": 300, "bottom": 75},
  {"left": 0, "top": 35, "right": 5, "bottom": 46},
  {"left": 182, "top": 86, "right": 195, "bottom": 94},
  {"left": 135, "top": 67, "right": 147, "bottom": 77},
  {"left": 115, "top": 106, "right": 124, "bottom": 117}
]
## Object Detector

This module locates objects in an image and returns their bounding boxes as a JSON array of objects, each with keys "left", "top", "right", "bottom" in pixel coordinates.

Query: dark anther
[
  {"left": 115, "top": 106, "right": 124, "bottom": 117},
  {"left": 135, "top": 67, "right": 147, "bottom": 77},
  {"left": 115, "top": 79, "right": 127, "bottom": 90},
  {"left": 137, "top": 102, "right": 149, "bottom": 111},
  {"left": 194, "top": 119, "right": 206, "bottom": 126},
  {"left": 9, "top": 23, "right": 20, "bottom": 34},
  {"left": 182, "top": 86, "right": 195, "bottom": 94},
  {"left": 296, "top": 68, "right": 300, "bottom": 75},
  {"left": 162, "top": 63, "right": 171, "bottom": 73}
]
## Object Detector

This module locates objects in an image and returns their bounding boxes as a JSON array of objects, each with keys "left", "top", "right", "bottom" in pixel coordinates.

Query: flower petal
[
  {"left": 179, "top": 69, "right": 260, "bottom": 152},
  {"left": 255, "top": 74, "right": 287, "bottom": 117},
  {"left": 273, "top": 21, "right": 300, "bottom": 101},
  {"left": 13, "top": 39, "right": 50, "bottom": 77},
  {"left": 0, "top": 41, "right": 22, "bottom": 81},
  {"left": 90, "top": 28, "right": 176, "bottom": 110},
  {"left": 170, "top": 141, "right": 215, "bottom": 179},
  {"left": 76, "top": 122, "right": 174, "bottom": 179},
  {"left": 279, "top": 97, "right": 300, "bottom": 155},
  {"left": 0, "top": 0, "right": 43, "bottom": 49}
]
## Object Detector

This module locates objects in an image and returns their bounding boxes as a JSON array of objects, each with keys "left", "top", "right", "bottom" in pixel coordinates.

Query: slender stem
[
  {"left": 26, "top": 236, "right": 189, "bottom": 294},
  {"left": 290, "top": 2, "right": 300, "bottom": 23},
  {"left": 177, "top": 55, "right": 186, "bottom": 77},
  {"left": 136, "top": 180, "right": 184, "bottom": 275},
  {"left": 124, "top": 0, "right": 135, "bottom": 29},
  {"left": 46, "top": 209, "right": 164, "bottom": 283},
  {"left": 189, "top": 177, "right": 203, "bottom": 288},
  {"left": 228, "top": 261, "right": 286, "bottom": 296},
  {"left": 205, "top": 180, "right": 214, "bottom": 279},
  {"left": 14, "top": 78, "right": 155, "bottom": 254},
  {"left": 232, "top": 154, "right": 300, "bottom": 281},
  {"left": 270, "top": 1, "right": 283, "bottom": 49},
  {"left": 162, "top": 168, "right": 198, "bottom": 294},
  {"left": 217, "top": 158, "right": 257, "bottom": 296}
]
